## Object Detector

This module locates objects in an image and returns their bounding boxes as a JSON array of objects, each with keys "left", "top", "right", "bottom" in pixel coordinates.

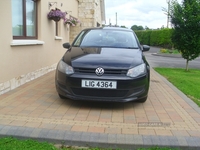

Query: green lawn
[
  {"left": 0, "top": 137, "right": 179, "bottom": 150},
  {"left": 0, "top": 137, "right": 57, "bottom": 150},
  {"left": 154, "top": 68, "right": 200, "bottom": 107}
]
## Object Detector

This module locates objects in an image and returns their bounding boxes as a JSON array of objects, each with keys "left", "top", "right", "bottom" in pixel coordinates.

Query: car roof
[{"left": 82, "top": 27, "right": 133, "bottom": 32}]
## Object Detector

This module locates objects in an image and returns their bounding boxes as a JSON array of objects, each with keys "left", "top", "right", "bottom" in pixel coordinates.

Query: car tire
[{"left": 59, "top": 94, "right": 66, "bottom": 99}]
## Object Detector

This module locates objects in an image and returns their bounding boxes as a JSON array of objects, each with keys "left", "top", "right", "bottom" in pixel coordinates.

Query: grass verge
[
  {"left": 0, "top": 137, "right": 57, "bottom": 150},
  {"left": 154, "top": 68, "right": 200, "bottom": 107},
  {"left": 0, "top": 137, "right": 179, "bottom": 150}
]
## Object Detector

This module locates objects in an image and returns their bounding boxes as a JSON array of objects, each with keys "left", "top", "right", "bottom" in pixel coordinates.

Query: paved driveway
[{"left": 0, "top": 69, "right": 200, "bottom": 149}]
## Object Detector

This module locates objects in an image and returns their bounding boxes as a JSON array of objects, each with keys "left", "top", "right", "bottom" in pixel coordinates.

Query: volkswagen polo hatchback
[{"left": 55, "top": 27, "right": 150, "bottom": 102}]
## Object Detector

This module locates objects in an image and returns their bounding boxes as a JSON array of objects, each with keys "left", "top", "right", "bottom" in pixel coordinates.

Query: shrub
[{"left": 135, "top": 28, "right": 173, "bottom": 48}]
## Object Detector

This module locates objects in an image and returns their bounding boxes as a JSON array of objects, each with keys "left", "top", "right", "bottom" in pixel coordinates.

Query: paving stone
[
  {"left": 0, "top": 70, "right": 200, "bottom": 149},
  {"left": 22, "top": 127, "right": 35, "bottom": 137},
  {"left": 151, "top": 135, "right": 161, "bottom": 146},
  {"left": 98, "top": 133, "right": 109, "bottom": 148},
  {"left": 55, "top": 130, "right": 66, "bottom": 140},
  {"left": 72, "top": 131, "right": 82, "bottom": 141},
  {"left": 177, "top": 136, "right": 188, "bottom": 147},
  {"left": 125, "top": 135, "right": 143, "bottom": 149},
  {"left": 63, "top": 130, "right": 73, "bottom": 142},
  {"left": 193, "top": 137, "right": 200, "bottom": 147},
  {"left": 125, "top": 134, "right": 134, "bottom": 145},
  {"left": 98, "top": 133, "right": 108, "bottom": 144},
  {"left": 13, "top": 126, "right": 26, "bottom": 136},
  {"left": 0, "top": 126, "right": 12, "bottom": 135},
  {"left": 38, "top": 129, "right": 49, "bottom": 138},
  {"left": 90, "top": 133, "right": 99, "bottom": 142},
  {"left": 30, "top": 128, "right": 42, "bottom": 138},
  {"left": 107, "top": 134, "right": 119, "bottom": 149},
  {"left": 89, "top": 133, "right": 100, "bottom": 147},
  {"left": 6, "top": 126, "right": 19, "bottom": 136},
  {"left": 156, "top": 136, "right": 168, "bottom": 146},
  {"left": 71, "top": 131, "right": 84, "bottom": 147},
  {"left": 142, "top": 135, "right": 153, "bottom": 146},
  {"left": 168, "top": 136, "right": 179, "bottom": 146},
  {"left": 133, "top": 135, "right": 143, "bottom": 145},
  {"left": 116, "top": 134, "right": 129, "bottom": 149},
  {"left": 79, "top": 132, "right": 92, "bottom": 147},
  {"left": 39, "top": 129, "right": 60, "bottom": 144},
  {"left": 46, "top": 129, "right": 58, "bottom": 140},
  {"left": 117, "top": 134, "right": 126, "bottom": 144},
  {"left": 0, "top": 125, "right": 5, "bottom": 131},
  {"left": 185, "top": 137, "right": 200, "bottom": 148},
  {"left": 107, "top": 134, "right": 117, "bottom": 144}
]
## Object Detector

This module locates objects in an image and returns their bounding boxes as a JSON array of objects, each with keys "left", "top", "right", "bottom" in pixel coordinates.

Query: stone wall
[
  {"left": 0, "top": 64, "right": 57, "bottom": 95},
  {"left": 69, "top": 0, "right": 104, "bottom": 43}
]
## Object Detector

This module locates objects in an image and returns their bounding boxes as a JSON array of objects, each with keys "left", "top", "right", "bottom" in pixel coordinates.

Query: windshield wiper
[{"left": 125, "top": 47, "right": 138, "bottom": 49}]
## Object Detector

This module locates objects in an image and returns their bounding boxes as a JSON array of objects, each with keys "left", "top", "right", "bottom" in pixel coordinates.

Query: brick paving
[{"left": 0, "top": 69, "right": 200, "bottom": 149}]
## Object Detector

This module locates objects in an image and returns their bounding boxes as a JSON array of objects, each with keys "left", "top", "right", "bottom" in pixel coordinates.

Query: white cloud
[{"left": 104, "top": 0, "right": 182, "bottom": 29}]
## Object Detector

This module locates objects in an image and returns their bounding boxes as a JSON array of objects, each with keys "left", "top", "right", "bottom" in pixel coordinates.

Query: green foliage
[
  {"left": 0, "top": 137, "right": 180, "bottom": 150},
  {"left": 159, "top": 49, "right": 180, "bottom": 54},
  {"left": 138, "top": 147, "right": 179, "bottom": 150},
  {"left": 120, "top": 25, "right": 127, "bottom": 28},
  {"left": 131, "top": 25, "right": 144, "bottom": 31},
  {"left": 144, "top": 26, "right": 150, "bottom": 30},
  {"left": 134, "top": 30, "right": 152, "bottom": 45},
  {"left": 169, "top": 0, "right": 200, "bottom": 71},
  {"left": 150, "top": 30, "right": 161, "bottom": 46},
  {"left": 0, "top": 137, "right": 57, "bottom": 150},
  {"left": 154, "top": 68, "right": 200, "bottom": 107},
  {"left": 135, "top": 29, "right": 173, "bottom": 48},
  {"left": 160, "top": 49, "right": 169, "bottom": 53},
  {"left": 150, "top": 29, "right": 173, "bottom": 47}
]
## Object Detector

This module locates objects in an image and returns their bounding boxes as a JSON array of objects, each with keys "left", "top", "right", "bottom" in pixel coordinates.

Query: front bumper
[{"left": 55, "top": 70, "right": 149, "bottom": 102}]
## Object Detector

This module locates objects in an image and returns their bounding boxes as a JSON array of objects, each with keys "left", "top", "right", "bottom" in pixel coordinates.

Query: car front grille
[
  {"left": 74, "top": 68, "right": 127, "bottom": 75},
  {"left": 71, "top": 88, "right": 128, "bottom": 98}
]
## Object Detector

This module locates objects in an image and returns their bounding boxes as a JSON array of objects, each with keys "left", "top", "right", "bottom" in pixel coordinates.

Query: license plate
[{"left": 82, "top": 80, "right": 117, "bottom": 89}]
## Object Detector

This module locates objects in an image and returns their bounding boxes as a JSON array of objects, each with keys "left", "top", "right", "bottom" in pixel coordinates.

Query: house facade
[
  {"left": 0, "top": 0, "right": 105, "bottom": 95},
  {"left": 69, "top": 0, "right": 105, "bottom": 42}
]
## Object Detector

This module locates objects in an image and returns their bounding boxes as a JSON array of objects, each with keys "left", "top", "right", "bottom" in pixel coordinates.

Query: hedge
[{"left": 135, "top": 28, "right": 173, "bottom": 48}]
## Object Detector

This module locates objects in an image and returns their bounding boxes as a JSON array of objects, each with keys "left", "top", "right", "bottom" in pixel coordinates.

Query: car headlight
[
  {"left": 57, "top": 60, "right": 74, "bottom": 75},
  {"left": 127, "top": 64, "right": 146, "bottom": 78}
]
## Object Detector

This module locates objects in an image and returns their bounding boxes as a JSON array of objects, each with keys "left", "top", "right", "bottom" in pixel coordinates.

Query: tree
[
  {"left": 167, "top": 0, "right": 200, "bottom": 71},
  {"left": 131, "top": 25, "right": 144, "bottom": 31},
  {"left": 120, "top": 25, "right": 127, "bottom": 28},
  {"left": 144, "top": 26, "right": 150, "bottom": 30}
]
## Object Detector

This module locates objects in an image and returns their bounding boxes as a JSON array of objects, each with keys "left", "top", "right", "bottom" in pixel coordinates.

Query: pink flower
[{"left": 64, "top": 17, "right": 80, "bottom": 26}]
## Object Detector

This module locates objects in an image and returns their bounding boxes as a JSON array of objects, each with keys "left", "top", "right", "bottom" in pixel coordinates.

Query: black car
[{"left": 55, "top": 27, "right": 150, "bottom": 102}]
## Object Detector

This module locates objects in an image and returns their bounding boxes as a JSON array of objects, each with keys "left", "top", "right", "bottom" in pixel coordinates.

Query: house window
[{"left": 12, "top": 0, "right": 37, "bottom": 39}]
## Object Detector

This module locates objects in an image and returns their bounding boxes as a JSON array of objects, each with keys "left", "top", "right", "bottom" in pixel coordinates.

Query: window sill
[
  {"left": 10, "top": 40, "right": 45, "bottom": 46},
  {"left": 55, "top": 36, "right": 63, "bottom": 40}
]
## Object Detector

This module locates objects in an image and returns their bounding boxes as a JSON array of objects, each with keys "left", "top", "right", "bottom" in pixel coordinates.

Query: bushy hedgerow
[{"left": 135, "top": 28, "right": 173, "bottom": 48}]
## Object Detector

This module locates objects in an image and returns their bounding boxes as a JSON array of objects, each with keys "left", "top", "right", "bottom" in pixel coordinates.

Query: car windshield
[{"left": 73, "top": 29, "right": 139, "bottom": 49}]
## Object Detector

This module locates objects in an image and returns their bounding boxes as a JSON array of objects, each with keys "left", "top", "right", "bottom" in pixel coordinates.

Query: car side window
[{"left": 73, "top": 31, "right": 87, "bottom": 46}]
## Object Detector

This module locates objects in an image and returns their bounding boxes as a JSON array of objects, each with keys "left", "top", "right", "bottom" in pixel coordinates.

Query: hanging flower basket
[
  {"left": 47, "top": 8, "right": 66, "bottom": 22},
  {"left": 64, "top": 17, "right": 80, "bottom": 26}
]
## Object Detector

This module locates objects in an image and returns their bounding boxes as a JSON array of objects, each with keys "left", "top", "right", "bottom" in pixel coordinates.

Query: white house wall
[{"left": 0, "top": 0, "right": 79, "bottom": 95}]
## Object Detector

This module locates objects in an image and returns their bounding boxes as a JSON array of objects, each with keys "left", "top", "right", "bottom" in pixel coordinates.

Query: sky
[{"left": 104, "top": 0, "right": 182, "bottom": 29}]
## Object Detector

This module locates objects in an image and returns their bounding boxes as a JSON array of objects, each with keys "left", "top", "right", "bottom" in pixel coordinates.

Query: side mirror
[
  {"left": 63, "top": 43, "right": 71, "bottom": 49},
  {"left": 142, "top": 45, "right": 150, "bottom": 52}
]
